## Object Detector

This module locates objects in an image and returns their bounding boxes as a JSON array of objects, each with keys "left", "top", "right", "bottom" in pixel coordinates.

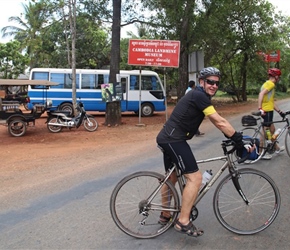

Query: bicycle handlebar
[
  {"left": 252, "top": 110, "right": 290, "bottom": 117},
  {"left": 221, "top": 138, "right": 253, "bottom": 164}
]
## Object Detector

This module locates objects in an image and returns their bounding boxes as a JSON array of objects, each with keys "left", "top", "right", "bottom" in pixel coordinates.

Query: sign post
[{"left": 128, "top": 39, "right": 180, "bottom": 124}]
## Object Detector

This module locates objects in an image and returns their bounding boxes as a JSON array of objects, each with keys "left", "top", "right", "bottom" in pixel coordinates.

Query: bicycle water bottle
[
  {"left": 200, "top": 170, "right": 213, "bottom": 191},
  {"left": 265, "top": 129, "right": 272, "bottom": 141},
  {"left": 271, "top": 128, "right": 281, "bottom": 141}
]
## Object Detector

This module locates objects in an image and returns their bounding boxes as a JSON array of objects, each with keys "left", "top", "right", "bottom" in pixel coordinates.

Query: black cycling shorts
[
  {"left": 157, "top": 141, "right": 199, "bottom": 174},
  {"left": 262, "top": 111, "right": 273, "bottom": 126}
]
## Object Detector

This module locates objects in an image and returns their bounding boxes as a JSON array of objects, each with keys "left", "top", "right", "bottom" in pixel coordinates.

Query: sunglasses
[{"left": 205, "top": 79, "right": 220, "bottom": 87}]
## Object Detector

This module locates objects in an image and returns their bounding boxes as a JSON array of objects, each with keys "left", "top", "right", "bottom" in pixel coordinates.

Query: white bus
[{"left": 28, "top": 68, "right": 166, "bottom": 116}]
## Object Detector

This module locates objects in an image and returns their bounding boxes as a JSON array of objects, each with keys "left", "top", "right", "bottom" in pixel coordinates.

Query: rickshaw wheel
[{"left": 8, "top": 119, "right": 27, "bottom": 137}]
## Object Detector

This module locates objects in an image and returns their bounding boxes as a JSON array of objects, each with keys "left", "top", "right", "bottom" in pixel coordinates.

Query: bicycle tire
[
  {"left": 284, "top": 129, "right": 290, "bottom": 157},
  {"left": 110, "top": 171, "right": 180, "bottom": 239},
  {"left": 213, "top": 168, "right": 280, "bottom": 235},
  {"left": 240, "top": 127, "right": 266, "bottom": 163}
]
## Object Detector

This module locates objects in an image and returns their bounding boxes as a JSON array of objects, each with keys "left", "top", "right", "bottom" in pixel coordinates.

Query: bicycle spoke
[
  {"left": 213, "top": 168, "right": 280, "bottom": 235},
  {"left": 110, "top": 171, "right": 180, "bottom": 239}
]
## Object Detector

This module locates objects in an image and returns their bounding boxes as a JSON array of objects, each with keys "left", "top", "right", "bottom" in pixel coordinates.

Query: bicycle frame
[
  {"left": 145, "top": 141, "right": 248, "bottom": 214},
  {"left": 249, "top": 111, "right": 290, "bottom": 152},
  {"left": 110, "top": 139, "right": 281, "bottom": 237}
]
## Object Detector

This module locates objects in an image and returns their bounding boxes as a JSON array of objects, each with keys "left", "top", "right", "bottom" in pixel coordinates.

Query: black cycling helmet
[
  {"left": 199, "top": 67, "right": 221, "bottom": 79},
  {"left": 268, "top": 68, "right": 281, "bottom": 77}
]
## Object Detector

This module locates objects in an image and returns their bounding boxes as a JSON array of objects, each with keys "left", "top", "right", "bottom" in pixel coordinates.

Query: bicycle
[
  {"left": 110, "top": 139, "right": 281, "bottom": 239},
  {"left": 240, "top": 111, "right": 290, "bottom": 163}
]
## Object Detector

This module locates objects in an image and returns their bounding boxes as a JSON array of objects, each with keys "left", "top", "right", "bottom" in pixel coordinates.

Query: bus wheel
[
  {"left": 141, "top": 103, "right": 154, "bottom": 117},
  {"left": 60, "top": 103, "right": 74, "bottom": 116}
]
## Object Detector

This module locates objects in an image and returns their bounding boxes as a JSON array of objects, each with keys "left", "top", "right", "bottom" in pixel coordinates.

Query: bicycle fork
[{"left": 230, "top": 169, "right": 249, "bottom": 205}]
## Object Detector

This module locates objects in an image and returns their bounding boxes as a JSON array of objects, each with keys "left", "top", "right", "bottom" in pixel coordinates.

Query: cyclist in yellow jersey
[{"left": 258, "top": 68, "right": 285, "bottom": 159}]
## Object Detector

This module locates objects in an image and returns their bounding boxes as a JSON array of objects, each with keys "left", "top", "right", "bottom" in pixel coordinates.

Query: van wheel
[
  {"left": 60, "top": 103, "right": 74, "bottom": 116},
  {"left": 141, "top": 103, "right": 154, "bottom": 117}
]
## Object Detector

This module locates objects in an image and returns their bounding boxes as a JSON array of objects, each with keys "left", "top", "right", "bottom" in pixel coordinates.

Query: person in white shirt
[{"left": 185, "top": 80, "right": 204, "bottom": 136}]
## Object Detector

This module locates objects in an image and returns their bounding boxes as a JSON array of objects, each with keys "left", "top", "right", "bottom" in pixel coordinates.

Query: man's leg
[
  {"left": 176, "top": 171, "right": 202, "bottom": 226},
  {"left": 160, "top": 171, "right": 178, "bottom": 219}
]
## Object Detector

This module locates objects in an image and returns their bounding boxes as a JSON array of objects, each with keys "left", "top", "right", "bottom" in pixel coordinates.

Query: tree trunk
[
  {"left": 176, "top": 1, "right": 193, "bottom": 101},
  {"left": 104, "top": 101, "right": 122, "bottom": 126},
  {"left": 107, "top": 0, "right": 122, "bottom": 125}
]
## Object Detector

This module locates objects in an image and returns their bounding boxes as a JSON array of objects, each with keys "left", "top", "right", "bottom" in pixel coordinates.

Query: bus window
[
  {"left": 65, "top": 74, "right": 80, "bottom": 89},
  {"left": 129, "top": 75, "right": 161, "bottom": 91},
  {"left": 96, "top": 74, "right": 110, "bottom": 89},
  {"left": 81, "top": 74, "right": 97, "bottom": 89},
  {"left": 32, "top": 72, "right": 49, "bottom": 80},
  {"left": 50, "top": 73, "right": 79, "bottom": 89},
  {"left": 51, "top": 73, "right": 65, "bottom": 88}
]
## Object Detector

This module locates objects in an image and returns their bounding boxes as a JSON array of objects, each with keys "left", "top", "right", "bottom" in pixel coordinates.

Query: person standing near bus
[
  {"left": 156, "top": 67, "right": 252, "bottom": 237},
  {"left": 185, "top": 80, "right": 204, "bottom": 136},
  {"left": 258, "top": 68, "right": 285, "bottom": 159}
]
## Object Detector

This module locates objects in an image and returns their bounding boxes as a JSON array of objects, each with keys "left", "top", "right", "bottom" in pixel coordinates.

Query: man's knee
[{"left": 185, "top": 171, "right": 202, "bottom": 186}]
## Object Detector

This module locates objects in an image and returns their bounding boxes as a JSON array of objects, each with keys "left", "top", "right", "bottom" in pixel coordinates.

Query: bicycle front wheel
[
  {"left": 240, "top": 127, "right": 266, "bottom": 163},
  {"left": 110, "top": 171, "right": 180, "bottom": 239},
  {"left": 213, "top": 168, "right": 280, "bottom": 235},
  {"left": 284, "top": 129, "right": 290, "bottom": 157}
]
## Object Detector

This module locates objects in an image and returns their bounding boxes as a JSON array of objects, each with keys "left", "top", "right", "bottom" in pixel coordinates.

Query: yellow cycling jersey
[{"left": 261, "top": 80, "right": 275, "bottom": 111}]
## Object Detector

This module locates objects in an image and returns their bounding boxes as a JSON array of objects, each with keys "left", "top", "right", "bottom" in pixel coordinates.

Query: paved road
[{"left": 0, "top": 99, "right": 290, "bottom": 249}]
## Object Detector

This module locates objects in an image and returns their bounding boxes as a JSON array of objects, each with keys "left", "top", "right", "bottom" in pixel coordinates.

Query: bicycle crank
[{"left": 190, "top": 206, "right": 198, "bottom": 221}]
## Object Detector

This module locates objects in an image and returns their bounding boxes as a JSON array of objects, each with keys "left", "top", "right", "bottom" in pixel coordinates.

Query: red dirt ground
[
  {"left": 0, "top": 98, "right": 256, "bottom": 163},
  {"left": 0, "top": 98, "right": 258, "bottom": 197}
]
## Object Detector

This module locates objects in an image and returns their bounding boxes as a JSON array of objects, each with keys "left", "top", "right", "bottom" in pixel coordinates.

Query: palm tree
[
  {"left": 126, "top": 23, "right": 152, "bottom": 39},
  {"left": 1, "top": 0, "right": 50, "bottom": 68}
]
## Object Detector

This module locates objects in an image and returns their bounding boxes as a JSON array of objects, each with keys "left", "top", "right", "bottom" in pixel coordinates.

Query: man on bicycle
[
  {"left": 258, "top": 68, "right": 285, "bottom": 159},
  {"left": 156, "top": 67, "right": 249, "bottom": 237}
]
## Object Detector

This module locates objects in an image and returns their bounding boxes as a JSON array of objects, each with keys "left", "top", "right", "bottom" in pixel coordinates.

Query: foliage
[
  {"left": 0, "top": 41, "right": 29, "bottom": 79},
  {"left": 1, "top": 0, "right": 290, "bottom": 105}
]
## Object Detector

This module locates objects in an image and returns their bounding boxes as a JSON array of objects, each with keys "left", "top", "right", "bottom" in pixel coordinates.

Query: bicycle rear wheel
[
  {"left": 240, "top": 127, "right": 266, "bottom": 163},
  {"left": 110, "top": 171, "right": 180, "bottom": 239},
  {"left": 284, "top": 129, "right": 290, "bottom": 157},
  {"left": 213, "top": 168, "right": 280, "bottom": 235}
]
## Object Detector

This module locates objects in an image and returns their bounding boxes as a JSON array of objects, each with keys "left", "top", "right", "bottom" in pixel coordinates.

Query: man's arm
[
  {"left": 207, "top": 112, "right": 236, "bottom": 137},
  {"left": 258, "top": 88, "right": 268, "bottom": 109}
]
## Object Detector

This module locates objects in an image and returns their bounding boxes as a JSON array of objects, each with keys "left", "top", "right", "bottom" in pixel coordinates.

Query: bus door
[{"left": 116, "top": 76, "right": 129, "bottom": 111}]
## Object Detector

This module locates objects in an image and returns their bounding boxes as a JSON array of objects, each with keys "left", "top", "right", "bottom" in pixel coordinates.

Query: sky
[{"left": 0, "top": 0, "right": 290, "bottom": 43}]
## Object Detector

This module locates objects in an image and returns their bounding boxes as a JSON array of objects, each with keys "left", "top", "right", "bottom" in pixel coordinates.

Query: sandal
[
  {"left": 158, "top": 212, "right": 172, "bottom": 225},
  {"left": 174, "top": 220, "right": 204, "bottom": 237}
]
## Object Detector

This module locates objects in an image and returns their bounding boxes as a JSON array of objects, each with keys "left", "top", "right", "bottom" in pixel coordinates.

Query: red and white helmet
[{"left": 268, "top": 68, "right": 281, "bottom": 77}]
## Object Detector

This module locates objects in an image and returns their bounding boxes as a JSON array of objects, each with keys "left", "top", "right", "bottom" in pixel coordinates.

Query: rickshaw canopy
[{"left": 0, "top": 79, "right": 58, "bottom": 86}]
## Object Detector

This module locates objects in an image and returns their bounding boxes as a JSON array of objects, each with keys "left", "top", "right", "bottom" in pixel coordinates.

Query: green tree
[
  {"left": 1, "top": 0, "right": 53, "bottom": 69},
  {"left": 0, "top": 41, "right": 29, "bottom": 79},
  {"left": 199, "top": 0, "right": 281, "bottom": 101}
]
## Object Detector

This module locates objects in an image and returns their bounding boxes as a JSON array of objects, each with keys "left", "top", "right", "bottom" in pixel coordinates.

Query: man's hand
[
  {"left": 259, "top": 108, "right": 266, "bottom": 116},
  {"left": 230, "top": 131, "right": 255, "bottom": 158},
  {"left": 230, "top": 131, "right": 243, "bottom": 149},
  {"left": 278, "top": 110, "right": 286, "bottom": 119}
]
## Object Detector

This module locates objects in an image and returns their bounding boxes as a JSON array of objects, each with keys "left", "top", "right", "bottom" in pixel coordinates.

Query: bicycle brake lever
[{"left": 237, "top": 152, "right": 250, "bottom": 164}]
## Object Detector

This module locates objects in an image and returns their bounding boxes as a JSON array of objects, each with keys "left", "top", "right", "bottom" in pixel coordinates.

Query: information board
[{"left": 128, "top": 39, "right": 180, "bottom": 68}]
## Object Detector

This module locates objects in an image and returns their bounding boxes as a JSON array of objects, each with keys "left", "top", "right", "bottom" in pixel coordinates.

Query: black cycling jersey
[{"left": 157, "top": 87, "right": 212, "bottom": 143}]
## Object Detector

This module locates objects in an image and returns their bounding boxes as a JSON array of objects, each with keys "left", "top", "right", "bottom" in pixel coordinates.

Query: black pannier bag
[{"left": 241, "top": 115, "right": 257, "bottom": 126}]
